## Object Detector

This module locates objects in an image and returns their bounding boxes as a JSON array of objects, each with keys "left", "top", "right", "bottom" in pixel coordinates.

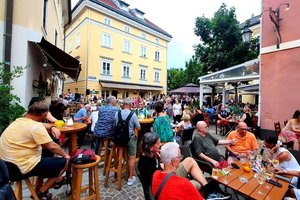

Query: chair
[
  {"left": 71, "top": 155, "right": 100, "bottom": 200},
  {"left": 135, "top": 161, "right": 154, "bottom": 200},
  {"left": 97, "top": 138, "right": 111, "bottom": 176},
  {"left": 274, "top": 121, "right": 281, "bottom": 136},
  {"left": 188, "top": 143, "right": 213, "bottom": 174},
  {"left": 4, "top": 161, "right": 39, "bottom": 200},
  {"left": 181, "top": 127, "right": 195, "bottom": 146}
]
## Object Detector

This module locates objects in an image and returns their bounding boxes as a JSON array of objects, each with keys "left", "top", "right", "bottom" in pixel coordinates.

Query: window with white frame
[
  {"left": 104, "top": 17, "right": 111, "bottom": 26},
  {"left": 75, "top": 33, "right": 80, "bottom": 48},
  {"left": 140, "top": 46, "right": 147, "bottom": 57},
  {"left": 154, "top": 71, "right": 160, "bottom": 82},
  {"left": 102, "top": 33, "right": 112, "bottom": 48},
  {"left": 101, "top": 60, "right": 112, "bottom": 75},
  {"left": 155, "top": 38, "right": 160, "bottom": 44},
  {"left": 68, "top": 39, "right": 72, "bottom": 52},
  {"left": 124, "top": 25, "right": 130, "bottom": 33},
  {"left": 122, "top": 64, "right": 130, "bottom": 78},
  {"left": 155, "top": 51, "right": 160, "bottom": 61},
  {"left": 123, "top": 40, "right": 131, "bottom": 53},
  {"left": 141, "top": 32, "right": 147, "bottom": 39},
  {"left": 140, "top": 68, "right": 146, "bottom": 80}
]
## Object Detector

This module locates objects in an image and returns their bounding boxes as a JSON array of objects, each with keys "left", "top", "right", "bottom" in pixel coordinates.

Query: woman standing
[
  {"left": 153, "top": 102, "right": 174, "bottom": 142},
  {"left": 172, "top": 98, "right": 182, "bottom": 124},
  {"left": 240, "top": 106, "right": 252, "bottom": 128}
]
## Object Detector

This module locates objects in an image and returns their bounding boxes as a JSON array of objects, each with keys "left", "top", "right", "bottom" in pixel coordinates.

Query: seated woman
[
  {"left": 175, "top": 114, "right": 193, "bottom": 134},
  {"left": 137, "top": 133, "right": 230, "bottom": 200},
  {"left": 239, "top": 106, "right": 252, "bottom": 128},
  {"left": 279, "top": 110, "right": 300, "bottom": 150},
  {"left": 153, "top": 102, "right": 174, "bottom": 143},
  {"left": 191, "top": 107, "right": 204, "bottom": 126}
]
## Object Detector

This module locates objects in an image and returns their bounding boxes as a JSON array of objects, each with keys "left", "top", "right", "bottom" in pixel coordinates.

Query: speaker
[{"left": 86, "top": 89, "right": 90, "bottom": 95}]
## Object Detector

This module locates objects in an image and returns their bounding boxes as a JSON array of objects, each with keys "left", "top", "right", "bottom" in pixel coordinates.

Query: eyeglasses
[{"left": 173, "top": 154, "right": 183, "bottom": 160}]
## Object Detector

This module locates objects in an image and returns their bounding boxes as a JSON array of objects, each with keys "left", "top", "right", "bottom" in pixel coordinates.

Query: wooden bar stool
[
  {"left": 14, "top": 178, "right": 39, "bottom": 200},
  {"left": 104, "top": 142, "right": 129, "bottom": 191},
  {"left": 71, "top": 155, "right": 100, "bottom": 200},
  {"left": 97, "top": 138, "right": 111, "bottom": 176}
]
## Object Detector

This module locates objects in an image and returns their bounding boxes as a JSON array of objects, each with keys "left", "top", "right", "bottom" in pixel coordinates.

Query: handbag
[
  {"left": 0, "top": 160, "right": 16, "bottom": 200},
  {"left": 70, "top": 149, "right": 96, "bottom": 164}
]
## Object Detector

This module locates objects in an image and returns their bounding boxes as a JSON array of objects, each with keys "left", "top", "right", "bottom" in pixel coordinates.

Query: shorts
[
  {"left": 127, "top": 137, "right": 137, "bottom": 157},
  {"left": 176, "top": 162, "right": 201, "bottom": 190},
  {"left": 26, "top": 157, "right": 67, "bottom": 178}
]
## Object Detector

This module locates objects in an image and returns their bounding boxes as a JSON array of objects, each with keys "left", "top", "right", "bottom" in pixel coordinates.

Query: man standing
[
  {"left": 192, "top": 121, "right": 236, "bottom": 168},
  {"left": 93, "top": 96, "right": 119, "bottom": 154},
  {"left": 152, "top": 142, "right": 204, "bottom": 200},
  {"left": 114, "top": 99, "right": 140, "bottom": 186},
  {"left": 226, "top": 122, "right": 258, "bottom": 164},
  {"left": 0, "top": 101, "right": 69, "bottom": 199}
]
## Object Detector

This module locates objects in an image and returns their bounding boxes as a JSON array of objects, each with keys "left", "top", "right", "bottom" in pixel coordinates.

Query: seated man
[
  {"left": 0, "top": 101, "right": 69, "bottom": 199},
  {"left": 217, "top": 106, "right": 231, "bottom": 128},
  {"left": 138, "top": 133, "right": 231, "bottom": 200},
  {"left": 152, "top": 142, "right": 204, "bottom": 200},
  {"left": 192, "top": 121, "right": 236, "bottom": 168},
  {"left": 226, "top": 122, "right": 258, "bottom": 164}
]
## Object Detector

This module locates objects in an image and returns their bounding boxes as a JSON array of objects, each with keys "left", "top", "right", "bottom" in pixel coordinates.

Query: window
[
  {"left": 140, "top": 69, "right": 146, "bottom": 80},
  {"left": 75, "top": 33, "right": 80, "bottom": 48},
  {"left": 43, "top": 0, "right": 48, "bottom": 31},
  {"left": 102, "top": 90, "right": 110, "bottom": 99},
  {"left": 54, "top": 29, "right": 58, "bottom": 47},
  {"left": 123, "top": 40, "right": 131, "bottom": 53},
  {"left": 104, "top": 17, "right": 111, "bottom": 26},
  {"left": 102, "top": 33, "right": 112, "bottom": 48},
  {"left": 155, "top": 51, "right": 160, "bottom": 61},
  {"left": 68, "top": 39, "right": 72, "bottom": 52},
  {"left": 122, "top": 64, "right": 130, "bottom": 78},
  {"left": 155, "top": 38, "right": 160, "bottom": 44},
  {"left": 124, "top": 25, "right": 130, "bottom": 33},
  {"left": 154, "top": 71, "right": 160, "bottom": 82},
  {"left": 141, "top": 32, "right": 147, "bottom": 39},
  {"left": 101, "top": 60, "right": 111, "bottom": 75},
  {"left": 140, "top": 46, "right": 147, "bottom": 57}
]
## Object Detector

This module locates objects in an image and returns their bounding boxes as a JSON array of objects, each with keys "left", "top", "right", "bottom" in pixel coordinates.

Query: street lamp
[
  {"left": 242, "top": 26, "right": 252, "bottom": 43},
  {"left": 260, "top": 3, "right": 290, "bottom": 49}
]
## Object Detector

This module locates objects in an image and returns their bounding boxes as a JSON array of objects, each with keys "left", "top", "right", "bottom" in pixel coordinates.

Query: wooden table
[
  {"left": 211, "top": 162, "right": 291, "bottom": 200},
  {"left": 135, "top": 118, "right": 154, "bottom": 157},
  {"left": 49, "top": 122, "right": 87, "bottom": 155}
]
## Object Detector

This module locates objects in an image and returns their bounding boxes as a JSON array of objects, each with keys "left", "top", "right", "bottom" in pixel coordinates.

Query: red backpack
[{"left": 70, "top": 149, "right": 96, "bottom": 164}]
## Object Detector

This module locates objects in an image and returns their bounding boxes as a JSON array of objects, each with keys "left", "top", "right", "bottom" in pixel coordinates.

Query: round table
[{"left": 49, "top": 122, "right": 87, "bottom": 155}]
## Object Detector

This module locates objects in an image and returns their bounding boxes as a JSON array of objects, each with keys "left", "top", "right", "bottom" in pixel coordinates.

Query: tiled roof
[
  {"left": 239, "top": 15, "right": 260, "bottom": 29},
  {"left": 84, "top": 0, "right": 172, "bottom": 38}
]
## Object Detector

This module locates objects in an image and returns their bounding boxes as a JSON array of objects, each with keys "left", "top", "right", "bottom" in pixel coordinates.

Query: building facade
[
  {"left": 64, "top": 0, "right": 172, "bottom": 100},
  {"left": 260, "top": 0, "right": 300, "bottom": 133},
  {"left": 0, "top": 0, "right": 80, "bottom": 107}
]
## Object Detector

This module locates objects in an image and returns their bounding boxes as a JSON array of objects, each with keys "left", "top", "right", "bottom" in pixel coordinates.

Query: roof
[
  {"left": 73, "top": 0, "right": 172, "bottom": 38},
  {"left": 100, "top": 81, "right": 163, "bottom": 91},
  {"left": 239, "top": 15, "right": 260, "bottom": 29},
  {"left": 169, "top": 83, "right": 199, "bottom": 94}
]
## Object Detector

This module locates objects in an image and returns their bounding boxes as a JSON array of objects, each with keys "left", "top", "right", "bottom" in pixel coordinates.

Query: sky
[{"left": 72, "top": 0, "right": 262, "bottom": 69}]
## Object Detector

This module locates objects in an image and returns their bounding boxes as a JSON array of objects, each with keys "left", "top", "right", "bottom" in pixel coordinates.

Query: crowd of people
[{"left": 0, "top": 92, "right": 300, "bottom": 200}]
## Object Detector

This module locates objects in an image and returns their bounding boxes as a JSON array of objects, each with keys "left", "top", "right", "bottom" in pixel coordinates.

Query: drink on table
[
  {"left": 272, "top": 159, "right": 279, "bottom": 167},
  {"left": 212, "top": 168, "right": 218, "bottom": 179}
]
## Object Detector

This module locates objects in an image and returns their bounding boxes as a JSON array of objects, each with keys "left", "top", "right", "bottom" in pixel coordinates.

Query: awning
[
  {"left": 33, "top": 38, "right": 81, "bottom": 81},
  {"left": 100, "top": 81, "right": 163, "bottom": 91}
]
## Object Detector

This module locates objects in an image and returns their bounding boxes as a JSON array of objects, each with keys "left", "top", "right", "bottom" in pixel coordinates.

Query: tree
[
  {"left": 0, "top": 63, "right": 26, "bottom": 134},
  {"left": 167, "top": 68, "right": 185, "bottom": 91},
  {"left": 184, "top": 56, "right": 203, "bottom": 84},
  {"left": 194, "top": 3, "right": 259, "bottom": 74}
]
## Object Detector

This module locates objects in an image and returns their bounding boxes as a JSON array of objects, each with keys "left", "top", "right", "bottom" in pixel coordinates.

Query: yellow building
[
  {"left": 0, "top": 0, "right": 80, "bottom": 107},
  {"left": 64, "top": 0, "right": 172, "bottom": 99}
]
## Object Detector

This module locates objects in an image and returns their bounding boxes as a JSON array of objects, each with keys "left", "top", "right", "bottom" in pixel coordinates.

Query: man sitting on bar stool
[
  {"left": 114, "top": 99, "right": 141, "bottom": 186},
  {"left": 0, "top": 101, "right": 69, "bottom": 199}
]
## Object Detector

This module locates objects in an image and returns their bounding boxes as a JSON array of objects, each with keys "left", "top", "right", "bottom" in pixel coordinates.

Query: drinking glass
[
  {"left": 256, "top": 173, "right": 267, "bottom": 195},
  {"left": 63, "top": 113, "right": 70, "bottom": 123},
  {"left": 272, "top": 159, "right": 279, "bottom": 167},
  {"left": 212, "top": 168, "right": 218, "bottom": 179}
]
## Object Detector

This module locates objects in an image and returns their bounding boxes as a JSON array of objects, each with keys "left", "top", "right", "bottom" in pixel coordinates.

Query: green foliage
[
  {"left": 0, "top": 63, "right": 26, "bottom": 134},
  {"left": 194, "top": 3, "right": 259, "bottom": 74},
  {"left": 228, "top": 104, "right": 242, "bottom": 116},
  {"left": 167, "top": 68, "right": 185, "bottom": 91}
]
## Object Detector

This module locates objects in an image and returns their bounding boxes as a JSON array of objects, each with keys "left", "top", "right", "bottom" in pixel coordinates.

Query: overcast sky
[{"left": 72, "top": 0, "right": 262, "bottom": 68}]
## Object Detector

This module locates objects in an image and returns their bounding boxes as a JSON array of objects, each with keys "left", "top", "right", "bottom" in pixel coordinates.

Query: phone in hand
[{"left": 231, "top": 163, "right": 240, "bottom": 169}]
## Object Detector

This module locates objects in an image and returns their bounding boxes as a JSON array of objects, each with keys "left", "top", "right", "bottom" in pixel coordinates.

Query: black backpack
[{"left": 112, "top": 110, "right": 134, "bottom": 147}]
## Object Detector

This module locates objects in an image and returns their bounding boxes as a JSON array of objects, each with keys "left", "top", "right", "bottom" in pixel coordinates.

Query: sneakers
[
  {"left": 206, "top": 191, "right": 231, "bottom": 200},
  {"left": 127, "top": 176, "right": 137, "bottom": 186}
]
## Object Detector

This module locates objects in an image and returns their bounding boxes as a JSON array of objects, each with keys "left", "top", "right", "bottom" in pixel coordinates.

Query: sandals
[
  {"left": 53, "top": 176, "right": 67, "bottom": 190},
  {"left": 36, "top": 190, "right": 54, "bottom": 200}
]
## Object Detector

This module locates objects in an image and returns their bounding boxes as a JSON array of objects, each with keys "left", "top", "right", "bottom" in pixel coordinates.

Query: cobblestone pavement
[{"left": 20, "top": 125, "right": 262, "bottom": 199}]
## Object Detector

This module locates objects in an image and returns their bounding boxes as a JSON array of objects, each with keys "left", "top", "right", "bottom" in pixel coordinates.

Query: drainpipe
[{"left": 4, "top": 0, "right": 13, "bottom": 78}]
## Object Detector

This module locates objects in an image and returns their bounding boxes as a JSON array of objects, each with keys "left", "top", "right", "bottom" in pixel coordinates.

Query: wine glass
[
  {"left": 256, "top": 173, "right": 267, "bottom": 195},
  {"left": 272, "top": 159, "right": 279, "bottom": 168}
]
